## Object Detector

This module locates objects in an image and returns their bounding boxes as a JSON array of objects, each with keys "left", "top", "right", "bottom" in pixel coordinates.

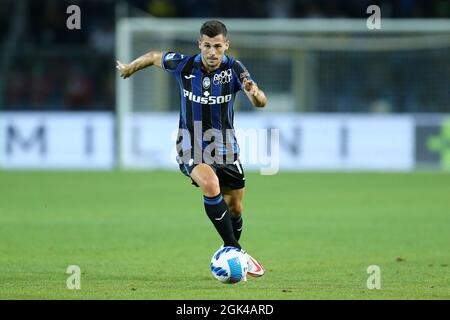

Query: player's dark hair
[{"left": 200, "top": 20, "right": 228, "bottom": 39}]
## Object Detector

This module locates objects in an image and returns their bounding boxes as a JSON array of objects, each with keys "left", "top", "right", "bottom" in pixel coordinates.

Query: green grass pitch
[{"left": 0, "top": 171, "right": 449, "bottom": 299}]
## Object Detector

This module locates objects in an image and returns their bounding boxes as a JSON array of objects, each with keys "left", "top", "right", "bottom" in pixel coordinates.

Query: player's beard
[{"left": 204, "top": 55, "right": 220, "bottom": 70}]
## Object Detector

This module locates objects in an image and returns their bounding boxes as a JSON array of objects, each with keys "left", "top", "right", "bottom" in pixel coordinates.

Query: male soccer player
[{"left": 116, "top": 20, "right": 267, "bottom": 277}]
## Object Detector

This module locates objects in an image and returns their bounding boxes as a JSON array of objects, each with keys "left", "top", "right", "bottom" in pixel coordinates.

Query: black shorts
[{"left": 179, "top": 158, "right": 245, "bottom": 190}]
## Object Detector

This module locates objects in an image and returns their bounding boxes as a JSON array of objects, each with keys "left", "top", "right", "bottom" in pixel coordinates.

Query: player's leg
[
  {"left": 190, "top": 163, "right": 240, "bottom": 249},
  {"left": 219, "top": 161, "right": 265, "bottom": 277},
  {"left": 221, "top": 186, "right": 244, "bottom": 241},
  {"left": 218, "top": 159, "right": 246, "bottom": 241}
]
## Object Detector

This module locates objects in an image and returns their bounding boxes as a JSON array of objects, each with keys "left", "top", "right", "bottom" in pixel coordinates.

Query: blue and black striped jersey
[{"left": 162, "top": 52, "right": 254, "bottom": 164}]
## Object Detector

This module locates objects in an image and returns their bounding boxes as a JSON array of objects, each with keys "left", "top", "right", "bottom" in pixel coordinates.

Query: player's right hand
[
  {"left": 243, "top": 78, "right": 259, "bottom": 97},
  {"left": 116, "top": 60, "right": 133, "bottom": 79}
]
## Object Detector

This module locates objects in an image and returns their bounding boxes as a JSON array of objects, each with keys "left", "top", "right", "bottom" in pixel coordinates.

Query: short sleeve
[
  {"left": 162, "top": 52, "right": 189, "bottom": 73},
  {"left": 232, "top": 60, "right": 255, "bottom": 93}
]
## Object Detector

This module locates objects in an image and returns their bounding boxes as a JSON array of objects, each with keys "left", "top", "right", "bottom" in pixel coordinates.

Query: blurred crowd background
[{"left": 0, "top": 0, "right": 449, "bottom": 112}]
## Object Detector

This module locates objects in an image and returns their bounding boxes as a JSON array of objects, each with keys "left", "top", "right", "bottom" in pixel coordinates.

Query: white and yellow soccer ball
[{"left": 210, "top": 246, "right": 248, "bottom": 284}]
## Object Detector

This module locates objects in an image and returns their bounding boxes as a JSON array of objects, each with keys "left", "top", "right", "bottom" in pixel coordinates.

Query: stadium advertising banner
[
  {"left": 0, "top": 113, "right": 114, "bottom": 169},
  {"left": 2, "top": 112, "right": 445, "bottom": 171},
  {"left": 120, "top": 113, "right": 416, "bottom": 171},
  {"left": 414, "top": 116, "right": 450, "bottom": 171}
]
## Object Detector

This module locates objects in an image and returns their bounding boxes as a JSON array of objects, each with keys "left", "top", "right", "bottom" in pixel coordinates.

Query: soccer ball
[{"left": 210, "top": 246, "right": 248, "bottom": 284}]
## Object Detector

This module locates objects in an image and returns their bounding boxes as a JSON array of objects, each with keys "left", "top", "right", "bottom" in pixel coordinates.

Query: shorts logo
[
  {"left": 213, "top": 69, "right": 232, "bottom": 85},
  {"left": 203, "top": 77, "right": 210, "bottom": 89}
]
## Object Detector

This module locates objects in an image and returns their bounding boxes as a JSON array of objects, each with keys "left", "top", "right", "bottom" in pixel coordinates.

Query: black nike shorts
[{"left": 179, "top": 158, "right": 245, "bottom": 190}]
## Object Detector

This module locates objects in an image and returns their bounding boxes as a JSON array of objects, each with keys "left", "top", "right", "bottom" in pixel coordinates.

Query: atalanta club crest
[{"left": 203, "top": 77, "right": 210, "bottom": 89}]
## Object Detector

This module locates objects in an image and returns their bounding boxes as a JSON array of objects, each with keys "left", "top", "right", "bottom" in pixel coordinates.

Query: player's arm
[
  {"left": 243, "top": 78, "right": 267, "bottom": 108},
  {"left": 116, "top": 51, "right": 163, "bottom": 79}
]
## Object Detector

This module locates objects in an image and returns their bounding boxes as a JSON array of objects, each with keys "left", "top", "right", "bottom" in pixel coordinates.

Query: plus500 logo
[{"left": 183, "top": 89, "right": 232, "bottom": 105}]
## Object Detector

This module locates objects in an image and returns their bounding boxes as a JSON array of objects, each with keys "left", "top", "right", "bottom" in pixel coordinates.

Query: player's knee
[{"left": 202, "top": 176, "right": 220, "bottom": 196}]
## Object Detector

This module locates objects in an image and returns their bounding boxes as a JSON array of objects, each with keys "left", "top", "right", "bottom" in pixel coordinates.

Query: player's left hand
[{"left": 243, "top": 78, "right": 259, "bottom": 97}]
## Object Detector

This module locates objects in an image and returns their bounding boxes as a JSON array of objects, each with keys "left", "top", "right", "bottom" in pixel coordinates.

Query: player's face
[{"left": 198, "top": 34, "right": 229, "bottom": 71}]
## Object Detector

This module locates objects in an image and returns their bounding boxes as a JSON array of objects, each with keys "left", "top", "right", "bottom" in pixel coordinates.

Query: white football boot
[
  {"left": 242, "top": 251, "right": 265, "bottom": 277},
  {"left": 218, "top": 245, "right": 265, "bottom": 278}
]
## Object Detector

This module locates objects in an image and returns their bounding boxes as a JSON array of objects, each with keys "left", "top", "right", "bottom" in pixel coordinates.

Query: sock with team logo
[
  {"left": 231, "top": 216, "right": 243, "bottom": 241},
  {"left": 204, "top": 194, "right": 241, "bottom": 249}
]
